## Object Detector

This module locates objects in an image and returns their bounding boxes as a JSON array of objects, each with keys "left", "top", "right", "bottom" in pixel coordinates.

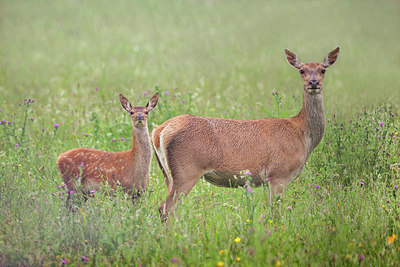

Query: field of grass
[{"left": 1, "top": 0, "right": 400, "bottom": 266}]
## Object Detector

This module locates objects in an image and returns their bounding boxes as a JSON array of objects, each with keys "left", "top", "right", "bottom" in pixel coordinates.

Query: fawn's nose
[
  {"left": 309, "top": 80, "right": 319, "bottom": 88},
  {"left": 136, "top": 115, "right": 145, "bottom": 121}
]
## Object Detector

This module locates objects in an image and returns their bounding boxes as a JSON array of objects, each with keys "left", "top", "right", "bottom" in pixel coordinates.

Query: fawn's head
[
  {"left": 285, "top": 47, "right": 339, "bottom": 95},
  {"left": 119, "top": 92, "right": 159, "bottom": 128}
]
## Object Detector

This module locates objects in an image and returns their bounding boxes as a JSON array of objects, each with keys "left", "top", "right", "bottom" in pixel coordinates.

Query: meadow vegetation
[{"left": 1, "top": 0, "right": 400, "bottom": 266}]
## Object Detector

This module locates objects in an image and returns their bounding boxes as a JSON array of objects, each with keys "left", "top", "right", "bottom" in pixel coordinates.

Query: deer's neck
[
  {"left": 297, "top": 90, "right": 325, "bottom": 154},
  {"left": 131, "top": 126, "right": 152, "bottom": 188}
]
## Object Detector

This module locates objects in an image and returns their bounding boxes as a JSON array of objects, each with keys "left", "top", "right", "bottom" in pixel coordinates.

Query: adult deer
[
  {"left": 152, "top": 48, "right": 339, "bottom": 219},
  {"left": 57, "top": 92, "right": 159, "bottom": 205}
]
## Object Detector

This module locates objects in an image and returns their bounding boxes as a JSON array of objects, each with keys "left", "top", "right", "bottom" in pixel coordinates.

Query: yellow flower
[
  {"left": 219, "top": 250, "right": 225, "bottom": 254},
  {"left": 269, "top": 220, "right": 273, "bottom": 224},
  {"left": 372, "top": 241, "right": 377, "bottom": 246},
  {"left": 276, "top": 260, "right": 281, "bottom": 267},
  {"left": 217, "top": 261, "right": 224, "bottom": 267},
  {"left": 387, "top": 234, "right": 396, "bottom": 244},
  {"left": 246, "top": 219, "right": 250, "bottom": 223},
  {"left": 358, "top": 242, "right": 362, "bottom": 248},
  {"left": 382, "top": 204, "right": 385, "bottom": 208},
  {"left": 236, "top": 257, "right": 241, "bottom": 262},
  {"left": 395, "top": 132, "right": 399, "bottom": 135},
  {"left": 234, "top": 237, "right": 241, "bottom": 243}
]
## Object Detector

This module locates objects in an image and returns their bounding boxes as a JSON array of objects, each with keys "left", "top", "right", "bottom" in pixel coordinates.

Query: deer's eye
[
  {"left": 145, "top": 111, "right": 149, "bottom": 115},
  {"left": 299, "top": 70, "right": 305, "bottom": 74},
  {"left": 321, "top": 69, "right": 326, "bottom": 74},
  {"left": 130, "top": 111, "right": 134, "bottom": 115}
]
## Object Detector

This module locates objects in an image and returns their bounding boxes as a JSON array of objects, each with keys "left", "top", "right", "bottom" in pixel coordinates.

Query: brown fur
[
  {"left": 152, "top": 48, "right": 339, "bottom": 219},
  {"left": 57, "top": 93, "right": 159, "bottom": 204}
]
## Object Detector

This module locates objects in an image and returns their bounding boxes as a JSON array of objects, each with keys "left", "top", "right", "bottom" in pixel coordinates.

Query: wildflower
[
  {"left": 217, "top": 261, "right": 224, "bottom": 267},
  {"left": 387, "top": 234, "right": 396, "bottom": 244},
  {"left": 246, "top": 187, "right": 252, "bottom": 193},
  {"left": 358, "top": 242, "right": 362, "bottom": 248},
  {"left": 90, "top": 190, "right": 95, "bottom": 194},
  {"left": 245, "top": 171, "right": 252, "bottom": 175},
  {"left": 234, "top": 237, "right": 241, "bottom": 243},
  {"left": 80, "top": 162, "right": 84, "bottom": 165},
  {"left": 112, "top": 138, "right": 116, "bottom": 142},
  {"left": 219, "top": 250, "right": 225, "bottom": 254},
  {"left": 143, "top": 91, "right": 149, "bottom": 96},
  {"left": 379, "top": 122, "right": 383, "bottom": 126},
  {"left": 360, "top": 182, "right": 364, "bottom": 186},
  {"left": 382, "top": 149, "right": 385, "bottom": 153},
  {"left": 16, "top": 144, "right": 20, "bottom": 147},
  {"left": 269, "top": 220, "right": 273, "bottom": 224},
  {"left": 69, "top": 190, "right": 74, "bottom": 194},
  {"left": 165, "top": 91, "right": 170, "bottom": 96},
  {"left": 41, "top": 128, "right": 44, "bottom": 131},
  {"left": 395, "top": 132, "right": 399, "bottom": 136},
  {"left": 391, "top": 113, "right": 395, "bottom": 117},
  {"left": 51, "top": 193, "right": 55, "bottom": 196},
  {"left": 179, "top": 100, "right": 185, "bottom": 104},
  {"left": 395, "top": 185, "right": 398, "bottom": 189},
  {"left": 31, "top": 117, "right": 35, "bottom": 121},
  {"left": 32, "top": 99, "right": 36, "bottom": 102},
  {"left": 171, "top": 258, "right": 177, "bottom": 263},
  {"left": 382, "top": 204, "right": 385, "bottom": 208},
  {"left": 287, "top": 206, "right": 292, "bottom": 210},
  {"left": 7, "top": 121, "right": 11, "bottom": 125},
  {"left": 276, "top": 260, "right": 281, "bottom": 267},
  {"left": 95, "top": 88, "right": 98, "bottom": 92},
  {"left": 316, "top": 185, "right": 320, "bottom": 189},
  {"left": 54, "top": 123, "right": 59, "bottom": 128},
  {"left": 246, "top": 219, "right": 250, "bottom": 223},
  {"left": 236, "top": 257, "right": 241, "bottom": 262},
  {"left": 121, "top": 137, "right": 125, "bottom": 141},
  {"left": 62, "top": 259, "right": 66, "bottom": 264},
  {"left": 82, "top": 256, "right": 87, "bottom": 262}
]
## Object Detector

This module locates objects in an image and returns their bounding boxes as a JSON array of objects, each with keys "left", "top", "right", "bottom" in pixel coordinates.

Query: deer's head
[
  {"left": 120, "top": 92, "right": 159, "bottom": 128},
  {"left": 285, "top": 47, "right": 339, "bottom": 95}
]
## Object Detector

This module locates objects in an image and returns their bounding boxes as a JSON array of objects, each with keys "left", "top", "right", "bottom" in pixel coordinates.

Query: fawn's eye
[
  {"left": 299, "top": 70, "right": 305, "bottom": 74},
  {"left": 321, "top": 69, "right": 326, "bottom": 74},
  {"left": 145, "top": 111, "right": 149, "bottom": 115},
  {"left": 130, "top": 111, "right": 134, "bottom": 115}
]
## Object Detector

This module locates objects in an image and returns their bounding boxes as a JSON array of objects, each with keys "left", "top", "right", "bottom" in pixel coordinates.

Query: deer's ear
[
  {"left": 146, "top": 92, "right": 159, "bottom": 112},
  {"left": 119, "top": 94, "right": 132, "bottom": 112},
  {"left": 285, "top": 49, "right": 303, "bottom": 69},
  {"left": 322, "top": 47, "right": 340, "bottom": 68}
]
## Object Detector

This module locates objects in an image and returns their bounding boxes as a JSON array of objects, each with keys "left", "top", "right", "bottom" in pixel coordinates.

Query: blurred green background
[{"left": 1, "top": 0, "right": 399, "bottom": 119}]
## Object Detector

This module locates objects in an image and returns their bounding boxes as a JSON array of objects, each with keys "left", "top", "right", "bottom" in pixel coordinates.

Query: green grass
[{"left": 1, "top": 0, "right": 400, "bottom": 266}]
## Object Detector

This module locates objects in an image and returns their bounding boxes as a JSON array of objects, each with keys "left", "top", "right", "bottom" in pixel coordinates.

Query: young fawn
[
  {"left": 152, "top": 48, "right": 339, "bottom": 219},
  {"left": 57, "top": 92, "right": 159, "bottom": 205}
]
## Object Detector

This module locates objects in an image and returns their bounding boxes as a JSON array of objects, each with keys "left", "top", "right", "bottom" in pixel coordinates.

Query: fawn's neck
[
  {"left": 131, "top": 125, "right": 152, "bottom": 189},
  {"left": 132, "top": 126, "right": 152, "bottom": 156},
  {"left": 297, "top": 89, "right": 326, "bottom": 154}
]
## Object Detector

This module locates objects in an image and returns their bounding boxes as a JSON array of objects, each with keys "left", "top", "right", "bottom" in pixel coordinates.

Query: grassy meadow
[{"left": 1, "top": 0, "right": 400, "bottom": 266}]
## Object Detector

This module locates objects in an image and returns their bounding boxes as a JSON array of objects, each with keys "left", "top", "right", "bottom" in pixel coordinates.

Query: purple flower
[
  {"left": 7, "top": 121, "right": 11, "bottom": 125},
  {"left": 16, "top": 144, "right": 20, "bottom": 147},
  {"left": 54, "top": 123, "right": 59, "bottom": 128},
  {"left": 62, "top": 259, "right": 66, "bottom": 264},
  {"left": 395, "top": 185, "right": 398, "bottom": 189},
  {"left": 143, "top": 91, "right": 149, "bottom": 96},
  {"left": 90, "top": 190, "right": 95, "bottom": 194},
  {"left": 95, "top": 88, "right": 98, "bottom": 92},
  {"left": 172, "top": 258, "right": 177, "bottom": 263},
  {"left": 69, "top": 190, "right": 74, "bottom": 194},
  {"left": 349, "top": 119, "right": 352, "bottom": 123},
  {"left": 359, "top": 254, "right": 365, "bottom": 262},
  {"left": 112, "top": 138, "right": 116, "bottom": 142},
  {"left": 316, "top": 185, "right": 320, "bottom": 189},
  {"left": 61, "top": 185, "right": 66, "bottom": 188},
  {"left": 287, "top": 206, "right": 292, "bottom": 210},
  {"left": 382, "top": 149, "right": 385, "bottom": 153},
  {"left": 81, "top": 162, "right": 84, "bottom": 165},
  {"left": 56, "top": 185, "right": 60, "bottom": 188},
  {"left": 32, "top": 99, "right": 36, "bottom": 103},
  {"left": 41, "top": 128, "right": 45, "bottom": 131},
  {"left": 245, "top": 171, "right": 252, "bottom": 175},
  {"left": 84, "top": 133, "right": 89, "bottom": 137},
  {"left": 109, "top": 197, "right": 113, "bottom": 200},
  {"left": 268, "top": 177, "right": 272, "bottom": 181},
  {"left": 114, "top": 199, "right": 117, "bottom": 202},
  {"left": 360, "top": 182, "right": 364, "bottom": 186},
  {"left": 165, "top": 91, "right": 170, "bottom": 96},
  {"left": 391, "top": 113, "right": 394, "bottom": 117},
  {"left": 51, "top": 192, "right": 55, "bottom": 196},
  {"left": 121, "top": 137, "right": 125, "bottom": 141},
  {"left": 82, "top": 256, "right": 87, "bottom": 262},
  {"left": 31, "top": 117, "right": 35, "bottom": 121},
  {"left": 179, "top": 100, "right": 185, "bottom": 104},
  {"left": 379, "top": 122, "right": 383, "bottom": 126},
  {"left": 246, "top": 187, "right": 252, "bottom": 193}
]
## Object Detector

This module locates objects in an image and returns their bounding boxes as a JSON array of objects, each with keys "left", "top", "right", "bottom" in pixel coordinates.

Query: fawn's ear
[
  {"left": 285, "top": 49, "right": 303, "bottom": 69},
  {"left": 322, "top": 47, "right": 340, "bottom": 68},
  {"left": 119, "top": 94, "right": 132, "bottom": 112},
  {"left": 146, "top": 92, "right": 159, "bottom": 112}
]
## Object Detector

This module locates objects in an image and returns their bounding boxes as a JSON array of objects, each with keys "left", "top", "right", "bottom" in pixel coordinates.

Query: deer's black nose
[
  {"left": 136, "top": 115, "right": 144, "bottom": 121},
  {"left": 309, "top": 80, "right": 319, "bottom": 86}
]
